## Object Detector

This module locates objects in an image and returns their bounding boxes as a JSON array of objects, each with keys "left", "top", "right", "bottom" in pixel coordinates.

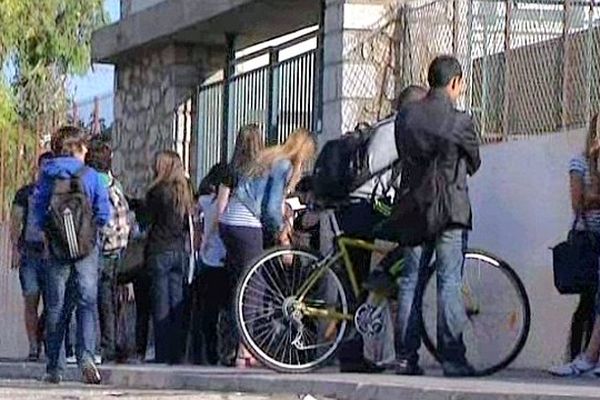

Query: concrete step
[{"left": 0, "top": 361, "right": 599, "bottom": 400}]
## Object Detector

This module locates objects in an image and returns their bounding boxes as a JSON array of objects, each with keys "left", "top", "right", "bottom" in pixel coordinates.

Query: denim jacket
[{"left": 234, "top": 158, "right": 292, "bottom": 234}]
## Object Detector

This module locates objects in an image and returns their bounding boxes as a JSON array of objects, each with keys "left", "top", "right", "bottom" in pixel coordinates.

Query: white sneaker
[
  {"left": 66, "top": 356, "right": 77, "bottom": 365},
  {"left": 548, "top": 355, "right": 595, "bottom": 377},
  {"left": 592, "top": 364, "right": 600, "bottom": 377},
  {"left": 94, "top": 355, "right": 102, "bottom": 365}
]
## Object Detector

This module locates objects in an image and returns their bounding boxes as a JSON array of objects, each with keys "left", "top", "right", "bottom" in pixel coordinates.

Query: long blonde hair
[
  {"left": 150, "top": 150, "right": 194, "bottom": 218},
  {"left": 249, "top": 128, "right": 316, "bottom": 192}
]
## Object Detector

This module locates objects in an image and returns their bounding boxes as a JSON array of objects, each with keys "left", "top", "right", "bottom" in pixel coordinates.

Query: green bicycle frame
[{"left": 295, "top": 237, "right": 404, "bottom": 322}]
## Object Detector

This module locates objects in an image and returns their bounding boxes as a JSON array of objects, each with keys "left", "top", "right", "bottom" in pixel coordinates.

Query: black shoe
[
  {"left": 42, "top": 372, "right": 62, "bottom": 384},
  {"left": 394, "top": 359, "right": 424, "bottom": 376},
  {"left": 443, "top": 362, "right": 476, "bottom": 377},
  {"left": 340, "top": 360, "right": 385, "bottom": 374},
  {"left": 363, "top": 270, "right": 396, "bottom": 293},
  {"left": 81, "top": 360, "right": 102, "bottom": 384}
]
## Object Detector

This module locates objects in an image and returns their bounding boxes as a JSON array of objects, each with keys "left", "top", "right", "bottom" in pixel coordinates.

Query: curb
[{"left": 1, "top": 362, "right": 599, "bottom": 400}]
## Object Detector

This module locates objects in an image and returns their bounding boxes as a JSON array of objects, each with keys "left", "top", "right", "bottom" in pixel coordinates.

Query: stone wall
[{"left": 112, "top": 44, "right": 222, "bottom": 197}]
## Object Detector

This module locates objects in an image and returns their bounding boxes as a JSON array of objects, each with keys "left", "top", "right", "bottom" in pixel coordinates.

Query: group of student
[
  {"left": 9, "top": 117, "right": 317, "bottom": 383},
  {"left": 36, "top": 53, "right": 600, "bottom": 382}
]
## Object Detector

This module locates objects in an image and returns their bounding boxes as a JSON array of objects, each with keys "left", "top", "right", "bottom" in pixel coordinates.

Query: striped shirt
[
  {"left": 220, "top": 197, "right": 262, "bottom": 228},
  {"left": 569, "top": 155, "right": 600, "bottom": 232}
]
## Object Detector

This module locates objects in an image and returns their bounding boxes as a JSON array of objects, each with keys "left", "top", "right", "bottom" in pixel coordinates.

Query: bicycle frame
[{"left": 294, "top": 210, "right": 403, "bottom": 322}]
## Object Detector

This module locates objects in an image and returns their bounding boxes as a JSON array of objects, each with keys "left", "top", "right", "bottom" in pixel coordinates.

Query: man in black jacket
[{"left": 393, "top": 56, "right": 481, "bottom": 377}]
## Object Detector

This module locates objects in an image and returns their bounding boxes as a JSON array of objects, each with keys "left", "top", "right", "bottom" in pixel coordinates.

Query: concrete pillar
[
  {"left": 321, "top": 0, "right": 396, "bottom": 144},
  {"left": 112, "top": 44, "right": 212, "bottom": 197}
]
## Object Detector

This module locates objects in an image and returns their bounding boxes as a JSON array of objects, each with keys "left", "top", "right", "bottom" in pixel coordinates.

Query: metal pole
[
  {"left": 267, "top": 49, "right": 280, "bottom": 145},
  {"left": 221, "top": 33, "right": 236, "bottom": 162},
  {"left": 466, "top": 0, "right": 474, "bottom": 112},
  {"left": 401, "top": 5, "right": 410, "bottom": 89},
  {"left": 562, "top": 0, "right": 573, "bottom": 131},
  {"left": 503, "top": 0, "right": 513, "bottom": 140},
  {"left": 453, "top": 0, "right": 460, "bottom": 55},
  {"left": 312, "top": 0, "right": 325, "bottom": 135},
  {"left": 481, "top": 3, "right": 490, "bottom": 138},
  {"left": 585, "top": 0, "right": 594, "bottom": 125}
]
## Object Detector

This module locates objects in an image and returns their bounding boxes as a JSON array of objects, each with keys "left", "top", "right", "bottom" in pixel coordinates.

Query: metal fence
[
  {"left": 342, "top": 0, "right": 600, "bottom": 142},
  {"left": 196, "top": 33, "right": 321, "bottom": 181}
]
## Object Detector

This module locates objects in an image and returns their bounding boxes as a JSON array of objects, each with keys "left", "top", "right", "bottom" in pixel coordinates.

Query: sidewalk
[{"left": 0, "top": 360, "right": 599, "bottom": 400}]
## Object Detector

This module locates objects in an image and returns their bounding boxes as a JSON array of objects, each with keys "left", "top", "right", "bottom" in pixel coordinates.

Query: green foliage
[
  {"left": 1, "top": 0, "right": 106, "bottom": 120},
  {"left": 0, "top": 0, "right": 106, "bottom": 218}
]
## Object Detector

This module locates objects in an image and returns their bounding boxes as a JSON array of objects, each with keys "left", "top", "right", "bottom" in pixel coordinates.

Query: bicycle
[{"left": 234, "top": 206, "right": 531, "bottom": 376}]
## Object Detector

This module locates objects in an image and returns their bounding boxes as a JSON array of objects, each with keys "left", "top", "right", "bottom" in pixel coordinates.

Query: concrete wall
[
  {"left": 468, "top": 129, "right": 586, "bottom": 368},
  {"left": 121, "top": 0, "right": 165, "bottom": 17},
  {"left": 322, "top": 0, "right": 396, "bottom": 143}
]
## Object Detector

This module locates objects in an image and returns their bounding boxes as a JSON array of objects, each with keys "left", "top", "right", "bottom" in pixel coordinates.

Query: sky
[{"left": 69, "top": 0, "right": 119, "bottom": 103}]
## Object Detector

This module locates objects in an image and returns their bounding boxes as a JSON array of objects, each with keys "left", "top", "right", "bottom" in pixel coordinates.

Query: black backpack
[
  {"left": 45, "top": 167, "right": 97, "bottom": 262},
  {"left": 312, "top": 123, "right": 379, "bottom": 202}
]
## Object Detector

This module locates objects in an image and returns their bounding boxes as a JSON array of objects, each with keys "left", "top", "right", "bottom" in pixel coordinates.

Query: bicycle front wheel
[
  {"left": 235, "top": 247, "right": 350, "bottom": 373},
  {"left": 421, "top": 249, "right": 531, "bottom": 376}
]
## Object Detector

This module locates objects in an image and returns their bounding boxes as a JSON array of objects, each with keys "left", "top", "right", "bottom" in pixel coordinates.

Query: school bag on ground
[
  {"left": 102, "top": 177, "right": 131, "bottom": 256},
  {"left": 45, "top": 167, "right": 96, "bottom": 262}
]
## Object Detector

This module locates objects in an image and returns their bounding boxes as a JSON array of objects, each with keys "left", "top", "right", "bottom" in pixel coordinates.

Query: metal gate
[{"left": 196, "top": 31, "right": 322, "bottom": 181}]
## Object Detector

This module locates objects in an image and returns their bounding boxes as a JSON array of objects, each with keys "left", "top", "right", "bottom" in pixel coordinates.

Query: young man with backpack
[
  {"left": 85, "top": 138, "right": 132, "bottom": 364},
  {"left": 9, "top": 151, "right": 54, "bottom": 361},
  {"left": 385, "top": 56, "right": 481, "bottom": 377},
  {"left": 312, "top": 85, "right": 427, "bottom": 372},
  {"left": 34, "top": 126, "right": 111, "bottom": 384}
]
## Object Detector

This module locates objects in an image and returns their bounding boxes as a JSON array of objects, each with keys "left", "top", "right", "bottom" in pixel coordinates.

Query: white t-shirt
[
  {"left": 198, "top": 194, "right": 226, "bottom": 267},
  {"left": 351, "top": 116, "right": 400, "bottom": 201}
]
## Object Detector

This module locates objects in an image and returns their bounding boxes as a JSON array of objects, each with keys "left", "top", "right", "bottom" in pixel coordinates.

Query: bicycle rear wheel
[
  {"left": 235, "top": 247, "right": 350, "bottom": 373},
  {"left": 420, "top": 249, "right": 530, "bottom": 376}
]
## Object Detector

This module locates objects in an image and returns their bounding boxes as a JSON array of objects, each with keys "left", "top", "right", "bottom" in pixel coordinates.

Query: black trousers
[
  {"left": 191, "top": 267, "right": 229, "bottom": 365},
  {"left": 132, "top": 268, "right": 152, "bottom": 360},
  {"left": 569, "top": 290, "right": 595, "bottom": 360},
  {"left": 219, "top": 224, "right": 264, "bottom": 366},
  {"left": 98, "top": 255, "right": 120, "bottom": 361},
  {"left": 336, "top": 200, "right": 384, "bottom": 289}
]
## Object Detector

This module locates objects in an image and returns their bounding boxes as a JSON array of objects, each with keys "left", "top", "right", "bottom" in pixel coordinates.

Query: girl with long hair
[
  {"left": 211, "top": 124, "right": 264, "bottom": 366},
  {"left": 145, "top": 150, "right": 194, "bottom": 364},
  {"left": 550, "top": 114, "right": 600, "bottom": 377},
  {"left": 215, "top": 124, "right": 265, "bottom": 219},
  {"left": 219, "top": 128, "right": 316, "bottom": 367}
]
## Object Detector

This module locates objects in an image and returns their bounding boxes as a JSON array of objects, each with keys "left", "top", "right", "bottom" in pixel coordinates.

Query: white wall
[{"left": 469, "top": 129, "right": 587, "bottom": 368}]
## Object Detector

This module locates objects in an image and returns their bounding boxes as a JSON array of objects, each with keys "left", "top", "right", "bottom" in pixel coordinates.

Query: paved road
[{"left": 0, "top": 379, "right": 320, "bottom": 400}]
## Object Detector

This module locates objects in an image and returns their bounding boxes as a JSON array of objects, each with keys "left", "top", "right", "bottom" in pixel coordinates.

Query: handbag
[
  {"left": 552, "top": 213, "right": 599, "bottom": 294},
  {"left": 374, "top": 158, "right": 451, "bottom": 246}
]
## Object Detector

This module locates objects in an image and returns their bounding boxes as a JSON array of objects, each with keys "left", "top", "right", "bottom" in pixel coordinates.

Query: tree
[
  {"left": 0, "top": 0, "right": 106, "bottom": 125},
  {"left": 0, "top": 0, "right": 106, "bottom": 217}
]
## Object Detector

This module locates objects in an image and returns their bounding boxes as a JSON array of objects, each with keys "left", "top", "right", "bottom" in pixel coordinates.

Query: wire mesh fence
[{"left": 341, "top": 0, "right": 600, "bottom": 142}]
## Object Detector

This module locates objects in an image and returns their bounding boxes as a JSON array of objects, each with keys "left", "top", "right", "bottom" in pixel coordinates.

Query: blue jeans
[
  {"left": 148, "top": 251, "right": 188, "bottom": 364},
  {"left": 19, "top": 247, "right": 46, "bottom": 297},
  {"left": 396, "top": 229, "right": 468, "bottom": 369},
  {"left": 45, "top": 249, "right": 99, "bottom": 374}
]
